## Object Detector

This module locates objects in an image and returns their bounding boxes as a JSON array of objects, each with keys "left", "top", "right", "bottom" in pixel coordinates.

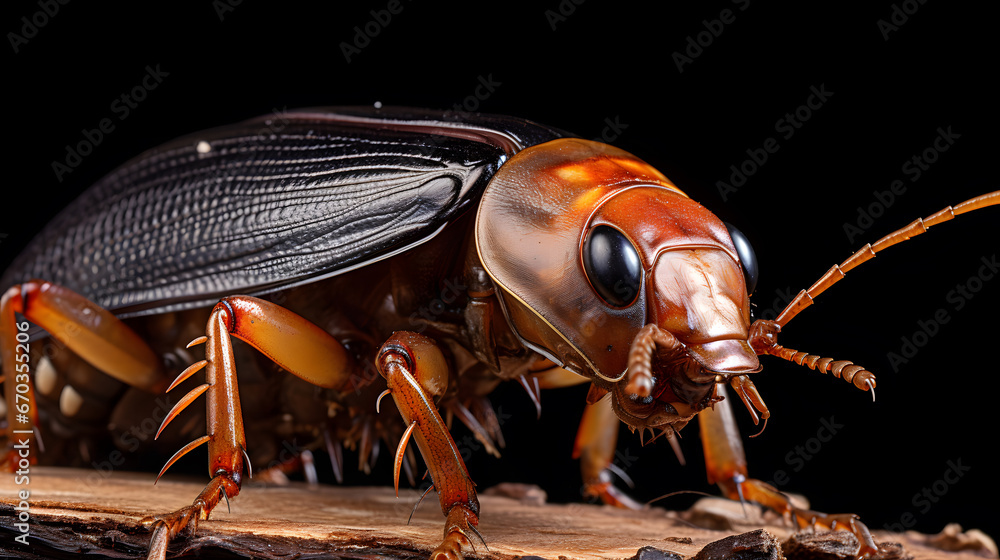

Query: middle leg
[{"left": 376, "top": 331, "right": 482, "bottom": 560}]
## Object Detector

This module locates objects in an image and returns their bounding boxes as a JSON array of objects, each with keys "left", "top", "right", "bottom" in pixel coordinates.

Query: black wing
[{"left": 2, "top": 108, "right": 564, "bottom": 317}]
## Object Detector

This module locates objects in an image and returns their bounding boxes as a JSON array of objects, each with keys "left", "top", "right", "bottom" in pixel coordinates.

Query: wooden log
[{"left": 0, "top": 467, "right": 994, "bottom": 560}]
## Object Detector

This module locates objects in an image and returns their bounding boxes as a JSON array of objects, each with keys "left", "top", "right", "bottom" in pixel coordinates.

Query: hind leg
[{"left": 1, "top": 281, "right": 166, "bottom": 469}]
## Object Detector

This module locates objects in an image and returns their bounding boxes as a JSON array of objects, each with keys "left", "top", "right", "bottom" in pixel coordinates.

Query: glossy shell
[{"left": 0, "top": 108, "right": 564, "bottom": 318}]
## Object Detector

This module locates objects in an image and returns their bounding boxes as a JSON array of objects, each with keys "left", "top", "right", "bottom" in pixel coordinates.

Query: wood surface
[{"left": 0, "top": 467, "right": 995, "bottom": 560}]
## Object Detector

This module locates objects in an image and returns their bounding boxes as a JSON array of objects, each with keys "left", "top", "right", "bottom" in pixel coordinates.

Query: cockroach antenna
[{"left": 754, "top": 191, "right": 999, "bottom": 393}]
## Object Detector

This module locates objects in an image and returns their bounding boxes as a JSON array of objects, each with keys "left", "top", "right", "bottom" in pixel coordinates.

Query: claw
[
  {"left": 432, "top": 506, "right": 481, "bottom": 560},
  {"left": 142, "top": 501, "right": 211, "bottom": 560},
  {"left": 606, "top": 462, "right": 635, "bottom": 489},
  {"left": 395, "top": 420, "right": 417, "bottom": 497},
  {"left": 323, "top": 426, "right": 344, "bottom": 484},
  {"left": 468, "top": 397, "right": 506, "bottom": 450},
  {"left": 358, "top": 415, "right": 375, "bottom": 474},
  {"left": 447, "top": 400, "right": 501, "bottom": 458},
  {"left": 301, "top": 449, "right": 317, "bottom": 486},
  {"left": 376, "top": 388, "right": 391, "bottom": 413},
  {"left": 186, "top": 335, "right": 208, "bottom": 348},
  {"left": 408, "top": 483, "right": 436, "bottom": 525},
  {"left": 241, "top": 446, "right": 253, "bottom": 479},
  {"left": 156, "top": 383, "right": 210, "bottom": 439},
  {"left": 667, "top": 426, "right": 686, "bottom": 466},
  {"left": 167, "top": 360, "right": 208, "bottom": 392},
  {"left": 155, "top": 435, "right": 210, "bottom": 483},
  {"left": 734, "top": 473, "right": 748, "bottom": 518},
  {"left": 516, "top": 374, "right": 542, "bottom": 418}
]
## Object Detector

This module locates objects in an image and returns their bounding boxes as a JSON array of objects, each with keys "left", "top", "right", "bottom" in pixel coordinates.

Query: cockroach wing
[{"left": 1, "top": 108, "right": 564, "bottom": 317}]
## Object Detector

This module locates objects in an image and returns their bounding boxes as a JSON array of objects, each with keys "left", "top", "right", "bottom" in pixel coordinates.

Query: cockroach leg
[
  {"left": 376, "top": 332, "right": 480, "bottom": 560},
  {"left": 1, "top": 280, "right": 165, "bottom": 469},
  {"left": 445, "top": 399, "right": 501, "bottom": 458},
  {"left": 254, "top": 448, "right": 318, "bottom": 486},
  {"left": 572, "top": 394, "right": 645, "bottom": 509},
  {"left": 700, "top": 384, "right": 878, "bottom": 558},
  {"left": 541, "top": 366, "right": 646, "bottom": 507},
  {"left": 142, "top": 474, "right": 242, "bottom": 560},
  {"left": 147, "top": 295, "right": 357, "bottom": 558}
]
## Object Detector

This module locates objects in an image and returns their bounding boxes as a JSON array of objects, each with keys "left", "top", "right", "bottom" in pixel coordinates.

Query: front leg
[
  {"left": 699, "top": 383, "right": 879, "bottom": 559},
  {"left": 573, "top": 393, "right": 646, "bottom": 509},
  {"left": 376, "top": 332, "right": 482, "bottom": 560}
]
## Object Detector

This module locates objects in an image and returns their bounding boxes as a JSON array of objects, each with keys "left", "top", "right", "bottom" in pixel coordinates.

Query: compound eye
[
  {"left": 724, "top": 222, "right": 758, "bottom": 295},
  {"left": 582, "top": 225, "right": 642, "bottom": 307}
]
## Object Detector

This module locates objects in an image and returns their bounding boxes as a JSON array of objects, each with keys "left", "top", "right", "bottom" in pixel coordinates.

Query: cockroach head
[{"left": 476, "top": 138, "right": 762, "bottom": 425}]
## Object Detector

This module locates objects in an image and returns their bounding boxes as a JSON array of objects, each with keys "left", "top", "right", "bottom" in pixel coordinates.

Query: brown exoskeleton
[{"left": 2, "top": 107, "right": 996, "bottom": 559}]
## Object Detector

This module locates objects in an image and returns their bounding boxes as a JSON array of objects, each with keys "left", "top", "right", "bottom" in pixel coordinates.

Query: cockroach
[{"left": 1, "top": 107, "right": 996, "bottom": 560}]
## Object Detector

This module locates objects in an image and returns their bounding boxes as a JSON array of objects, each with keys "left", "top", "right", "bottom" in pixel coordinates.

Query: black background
[{"left": 4, "top": 0, "right": 998, "bottom": 544}]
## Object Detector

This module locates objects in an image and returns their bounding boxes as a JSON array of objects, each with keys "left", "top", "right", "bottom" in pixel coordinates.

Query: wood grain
[{"left": 0, "top": 467, "right": 994, "bottom": 560}]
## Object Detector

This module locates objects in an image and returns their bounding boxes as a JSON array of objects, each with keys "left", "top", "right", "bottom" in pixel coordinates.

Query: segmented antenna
[
  {"left": 753, "top": 191, "right": 998, "bottom": 397},
  {"left": 775, "top": 191, "right": 999, "bottom": 327}
]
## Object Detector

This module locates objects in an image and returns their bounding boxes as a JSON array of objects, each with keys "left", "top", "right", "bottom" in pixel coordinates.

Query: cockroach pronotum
[{"left": 1, "top": 107, "right": 996, "bottom": 560}]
